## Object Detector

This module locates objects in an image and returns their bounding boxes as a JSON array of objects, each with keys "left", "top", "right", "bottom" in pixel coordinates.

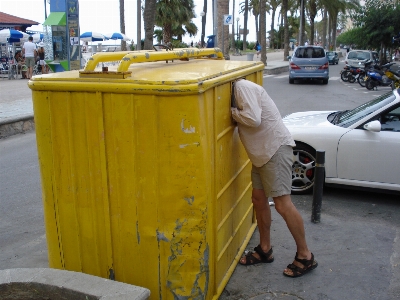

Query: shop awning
[{"left": 43, "top": 12, "right": 66, "bottom": 26}]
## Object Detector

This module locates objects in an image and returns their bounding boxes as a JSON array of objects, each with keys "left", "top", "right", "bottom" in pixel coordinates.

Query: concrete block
[{"left": 0, "top": 268, "right": 150, "bottom": 300}]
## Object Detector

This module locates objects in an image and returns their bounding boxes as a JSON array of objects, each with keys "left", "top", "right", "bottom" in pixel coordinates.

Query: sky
[{"left": 0, "top": 0, "right": 274, "bottom": 45}]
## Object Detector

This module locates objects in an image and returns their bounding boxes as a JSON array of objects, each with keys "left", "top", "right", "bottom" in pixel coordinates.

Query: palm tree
[
  {"left": 119, "top": 0, "right": 127, "bottom": 51},
  {"left": 217, "top": 0, "right": 230, "bottom": 57},
  {"left": 299, "top": 0, "right": 305, "bottom": 45},
  {"left": 232, "top": 0, "right": 236, "bottom": 51},
  {"left": 282, "top": 0, "right": 290, "bottom": 59},
  {"left": 308, "top": 0, "right": 318, "bottom": 45},
  {"left": 136, "top": 0, "right": 141, "bottom": 50},
  {"left": 143, "top": 0, "right": 156, "bottom": 50},
  {"left": 240, "top": 0, "right": 260, "bottom": 43},
  {"left": 269, "top": 0, "right": 281, "bottom": 50},
  {"left": 155, "top": 0, "right": 196, "bottom": 45},
  {"left": 320, "top": 0, "right": 358, "bottom": 49},
  {"left": 260, "top": 0, "right": 267, "bottom": 64},
  {"left": 243, "top": 0, "right": 249, "bottom": 50},
  {"left": 173, "top": 21, "right": 198, "bottom": 42}
]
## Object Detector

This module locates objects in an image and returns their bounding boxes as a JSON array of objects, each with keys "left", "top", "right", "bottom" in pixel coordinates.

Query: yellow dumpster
[{"left": 29, "top": 48, "right": 264, "bottom": 300}]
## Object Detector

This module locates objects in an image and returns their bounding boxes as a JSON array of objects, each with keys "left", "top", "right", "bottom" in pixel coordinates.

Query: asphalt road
[{"left": 1, "top": 62, "right": 399, "bottom": 299}]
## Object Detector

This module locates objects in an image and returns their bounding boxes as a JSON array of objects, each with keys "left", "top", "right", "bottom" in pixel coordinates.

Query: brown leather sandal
[
  {"left": 283, "top": 252, "right": 318, "bottom": 278},
  {"left": 239, "top": 245, "right": 274, "bottom": 265}
]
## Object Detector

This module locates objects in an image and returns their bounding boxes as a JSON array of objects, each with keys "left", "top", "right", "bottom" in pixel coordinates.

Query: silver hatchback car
[
  {"left": 345, "top": 50, "right": 379, "bottom": 68},
  {"left": 289, "top": 46, "right": 329, "bottom": 84}
]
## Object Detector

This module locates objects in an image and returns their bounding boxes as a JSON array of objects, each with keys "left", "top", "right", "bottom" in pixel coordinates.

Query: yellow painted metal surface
[{"left": 29, "top": 49, "right": 264, "bottom": 300}]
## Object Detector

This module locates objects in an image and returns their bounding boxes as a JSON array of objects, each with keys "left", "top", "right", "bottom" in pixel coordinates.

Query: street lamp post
[
  {"left": 200, "top": 10, "right": 206, "bottom": 48},
  {"left": 236, "top": 17, "right": 240, "bottom": 42}
]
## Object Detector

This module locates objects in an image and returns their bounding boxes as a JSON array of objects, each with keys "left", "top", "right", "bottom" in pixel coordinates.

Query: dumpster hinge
[{"left": 109, "top": 268, "right": 115, "bottom": 280}]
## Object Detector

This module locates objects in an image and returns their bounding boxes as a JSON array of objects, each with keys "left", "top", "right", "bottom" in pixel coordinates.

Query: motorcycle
[
  {"left": 340, "top": 64, "right": 360, "bottom": 82},
  {"left": 365, "top": 62, "right": 395, "bottom": 90},
  {"left": 357, "top": 60, "right": 378, "bottom": 87}
]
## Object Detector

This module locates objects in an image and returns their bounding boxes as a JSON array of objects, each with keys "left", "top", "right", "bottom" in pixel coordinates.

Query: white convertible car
[{"left": 283, "top": 88, "right": 400, "bottom": 195}]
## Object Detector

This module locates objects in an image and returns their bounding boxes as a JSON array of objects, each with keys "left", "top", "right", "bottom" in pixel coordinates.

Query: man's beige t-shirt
[{"left": 231, "top": 79, "right": 295, "bottom": 167}]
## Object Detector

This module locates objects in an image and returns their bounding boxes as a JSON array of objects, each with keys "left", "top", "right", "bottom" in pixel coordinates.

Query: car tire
[
  {"left": 289, "top": 78, "right": 294, "bottom": 84},
  {"left": 323, "top": 79, "right": 328, "bottom": 84},
  {"left": 291, "top": 143, "right": 318, "bottom": 195}
]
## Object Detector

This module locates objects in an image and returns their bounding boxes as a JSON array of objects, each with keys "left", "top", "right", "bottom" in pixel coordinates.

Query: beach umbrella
[
  {"left": 31, "top": 33, "right": 44, "bottom": 43},
  {"left": 105, "top": 32, "right": 131, "bottom": 41},
  {"left": 80, "top": 31, "right": 107, "bottom": 42},
  {"left": 0, "top": 29, "right": 29, "bottom": 43}
]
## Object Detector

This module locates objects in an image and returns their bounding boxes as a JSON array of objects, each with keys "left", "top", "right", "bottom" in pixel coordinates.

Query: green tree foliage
[
  {"left": 155, "top": 0, "right": 198, "bottom": 44},
  {"left": 350, "top": 0, "right": 400, "bottom": 50},
  {"left": 336, "top": 27, "right": 366, "bottom": 48}
]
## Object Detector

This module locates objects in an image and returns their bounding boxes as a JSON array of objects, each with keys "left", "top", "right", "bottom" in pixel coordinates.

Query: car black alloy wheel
[{"left": 291, "top": 144, "right": 317, "bottom": 195}]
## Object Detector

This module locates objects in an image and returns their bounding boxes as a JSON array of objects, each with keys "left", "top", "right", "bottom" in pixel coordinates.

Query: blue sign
[
  {"left": 224, "top": 15, "right": 233, "bottom": 25},
  {"left": 50, "top": 0, "right": 66, "bottom": 12}
]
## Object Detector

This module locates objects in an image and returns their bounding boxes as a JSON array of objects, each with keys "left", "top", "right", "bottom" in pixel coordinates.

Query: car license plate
[{"left": 304, "top": 67, "right": 316, "bottom": 70}]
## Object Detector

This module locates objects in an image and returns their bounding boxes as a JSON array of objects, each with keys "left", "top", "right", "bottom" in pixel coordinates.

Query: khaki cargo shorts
[{"left": 251, "top": 145, "right": 293, "bottom": 198}]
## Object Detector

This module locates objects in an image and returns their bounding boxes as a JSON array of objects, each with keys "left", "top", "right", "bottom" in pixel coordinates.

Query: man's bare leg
[
  {"left": 27, "top": 67, "right": 32, "bottom": 79},
  {"left": 239, "top": 188, "right": 272, "bottom": 263},
  {"left": 273, "top": 194, "right": 313, "bottom": 275}
]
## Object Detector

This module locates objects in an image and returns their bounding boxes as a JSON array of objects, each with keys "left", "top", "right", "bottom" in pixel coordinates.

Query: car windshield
[
  {"left": 326, "top": 52, "right": 335, "bottom": 56},
  {"left": 295, "top": 47, "right": 325, "bottom": 58},
  {"left": 333, "top": 92, "right": 396, "bottom": 127}
]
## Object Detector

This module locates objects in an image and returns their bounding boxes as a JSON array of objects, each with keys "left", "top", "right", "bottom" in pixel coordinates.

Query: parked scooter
[
  {"left": 365, "top": 62, "right": 395, "bottom": 90},
  {"left": 384, "top": 65, "right": 400, "bottom": 90}
]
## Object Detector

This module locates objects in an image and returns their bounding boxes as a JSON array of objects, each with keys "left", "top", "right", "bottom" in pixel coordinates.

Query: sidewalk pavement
[{"left": 0, "top": 50, "right": 288, "bottom": 139}]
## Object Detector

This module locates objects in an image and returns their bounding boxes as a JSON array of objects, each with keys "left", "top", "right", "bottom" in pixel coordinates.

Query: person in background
[
  {"left": 14, "top": 51, "right": 26, "bottom": 78},
  {"left": 22, "top": 36, "right": 37, "bottom": 79},
  {"left": 37, "top": 42, "right": 49, "bottom": 74},
  {"left": 231, "top": 79, "right": 318, "bottom": 278},
  {"left": 254, "top": 41, "right": 261, "bottom": 58}
]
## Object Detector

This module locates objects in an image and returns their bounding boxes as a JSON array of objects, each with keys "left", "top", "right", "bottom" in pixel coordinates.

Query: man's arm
[{"left": 231, "top": 100, "right": 262, "bottom": 127}]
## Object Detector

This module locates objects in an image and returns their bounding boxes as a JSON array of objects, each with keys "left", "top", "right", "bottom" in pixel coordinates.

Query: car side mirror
[{"left": 363, "top": 120, "right": 381, "bottom": 132}]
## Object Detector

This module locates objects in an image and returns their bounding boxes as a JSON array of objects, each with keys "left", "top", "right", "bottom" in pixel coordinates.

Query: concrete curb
[
  {"left": 265, "top": 65, "right": 288, "bottom": 75},
  {"left": 0, "top": 115, "right": 35, "bottom": 139},
  {"left": 0, "top": 268, "right": 150, "bottom": 300}
]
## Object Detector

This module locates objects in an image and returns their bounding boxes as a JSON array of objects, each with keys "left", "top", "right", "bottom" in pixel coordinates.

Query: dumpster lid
[{"left": 29, "top": 48, "right": 265, "bottom": 94}]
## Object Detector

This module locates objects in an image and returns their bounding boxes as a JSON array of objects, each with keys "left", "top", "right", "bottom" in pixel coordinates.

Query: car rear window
[
  {"left": 347, "top": 51, "right": 371, "bottom": 60},
  {"left": 295, "top": 47, "right": 325, "bottom": 58}
]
